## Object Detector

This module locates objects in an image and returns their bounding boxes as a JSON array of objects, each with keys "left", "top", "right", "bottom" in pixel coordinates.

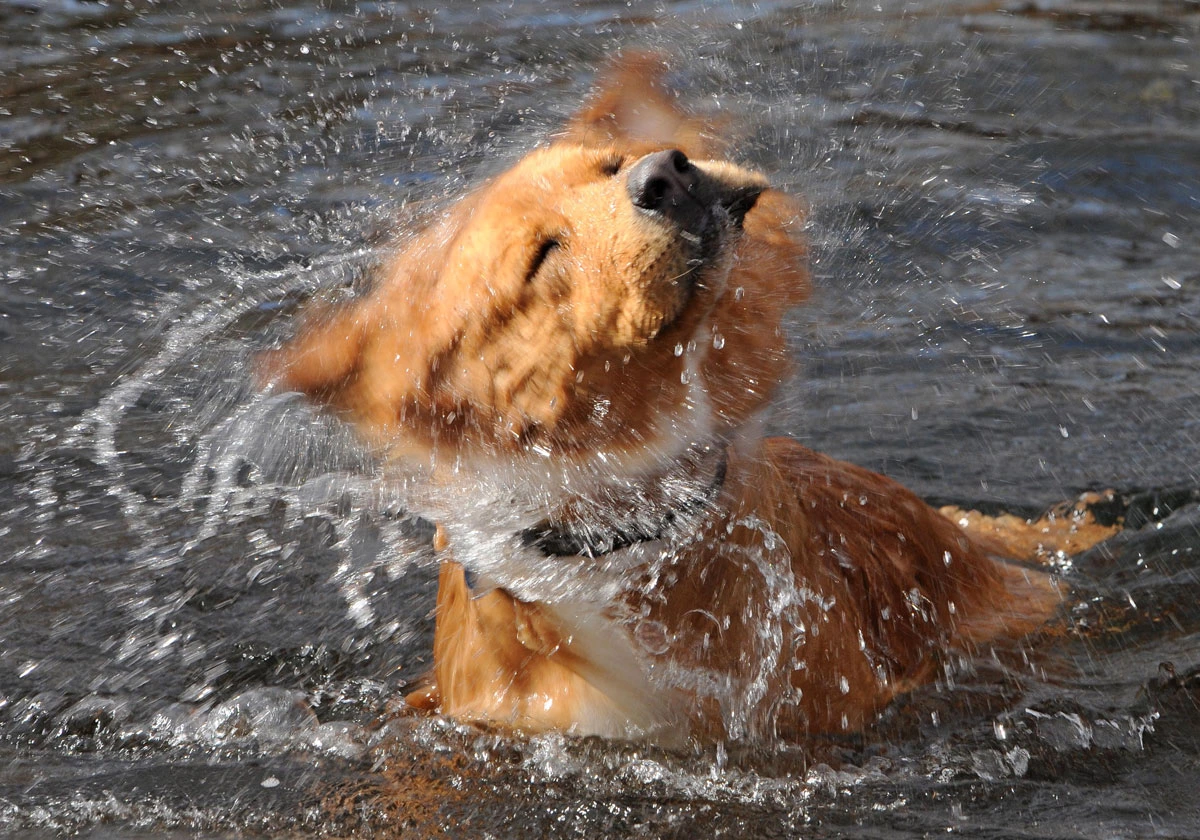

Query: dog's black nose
[
  {"left": 626, "top": 149, "right": 763, "bottom": 232},
  {"left": 626, "top": 149, "right": 706, "bottom": 229}
]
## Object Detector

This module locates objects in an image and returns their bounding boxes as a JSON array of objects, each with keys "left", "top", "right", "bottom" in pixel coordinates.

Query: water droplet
[
  {"left": 674, "top": 343, "right": 684, "bottom": 357},
  {"left": 1006, "top": 747, "right": 1030, "bottom": 777},
  {"left": 712, "top": 332, "right": 725, "bottom": 350},
  {"left": 634, "top": 620, "right": 671, "bottom": 655}
]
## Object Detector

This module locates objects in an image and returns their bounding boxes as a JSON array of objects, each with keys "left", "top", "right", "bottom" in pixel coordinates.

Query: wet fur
[{"left": 263, "top": 55, "right": 1064, "bottom": 743}]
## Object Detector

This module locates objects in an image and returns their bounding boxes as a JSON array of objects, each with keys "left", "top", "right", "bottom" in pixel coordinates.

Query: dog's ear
[
  {"left": 257, "top": 301, "right": 369, "bottom": 404},
  {"left": 704, "top": 190, "right": 810, "bottom": 433},
  {"left": 740, "top": 190, "right": 810, "bottom": 309},
  {"left": 561, "top": 51, "right": 725, "bottom": 159},
  {"left": 257, "top": 193, "right": 484, "bottom": 445}
]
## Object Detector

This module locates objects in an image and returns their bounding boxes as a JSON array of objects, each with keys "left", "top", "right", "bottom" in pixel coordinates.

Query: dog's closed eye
[
  {"left": 526, "top": 238, "right": 561, "bottom": 283},
  {"left": 600, "top": 156, "right": 625, "bottom": 177}
]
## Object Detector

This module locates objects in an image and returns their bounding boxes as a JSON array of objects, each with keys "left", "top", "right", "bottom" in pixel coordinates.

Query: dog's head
[{"left": 261, "top": 56, "right": 807, "bottom": 477}]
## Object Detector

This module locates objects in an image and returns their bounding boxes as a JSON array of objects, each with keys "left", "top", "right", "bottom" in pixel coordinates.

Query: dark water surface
[{"left": 3, "top": 0, "right": 1200, "bottom": 836}]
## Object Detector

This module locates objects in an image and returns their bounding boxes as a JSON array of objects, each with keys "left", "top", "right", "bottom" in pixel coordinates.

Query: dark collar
[{"left": 518, "top": 450, "right": 729, "bottom": 559}]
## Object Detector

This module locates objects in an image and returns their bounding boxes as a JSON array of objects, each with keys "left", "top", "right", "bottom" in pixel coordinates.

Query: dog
[{"left": 261, "top": 55, "right": 1080, "bottom": 743}]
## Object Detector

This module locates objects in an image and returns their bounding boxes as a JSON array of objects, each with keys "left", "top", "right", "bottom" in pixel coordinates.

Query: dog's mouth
[
  {"left": 624, "top": 150, "right": 765, "bottom": 339},
  {"left": 625, "top": 149, "right": 764, "bottom": 253}
]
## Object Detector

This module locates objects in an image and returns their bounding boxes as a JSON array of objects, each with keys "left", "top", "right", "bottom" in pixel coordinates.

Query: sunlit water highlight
[{"left": 2, "top": 0, "right": 1199, "bottom": 835}]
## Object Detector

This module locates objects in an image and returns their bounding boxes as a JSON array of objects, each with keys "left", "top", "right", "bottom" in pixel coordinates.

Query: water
[{"left": 2, "top": 0, "right": 1199, "bottom": 835}]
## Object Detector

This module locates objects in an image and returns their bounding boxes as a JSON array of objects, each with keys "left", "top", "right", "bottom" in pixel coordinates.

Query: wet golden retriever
[{"left": 263, "top": 56, "right": 1086, "bottom": 743}]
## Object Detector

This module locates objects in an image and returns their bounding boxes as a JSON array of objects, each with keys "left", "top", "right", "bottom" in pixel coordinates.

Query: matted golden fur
[{"left": 262, "top": 55, "right": 1095, "bottom": 743}]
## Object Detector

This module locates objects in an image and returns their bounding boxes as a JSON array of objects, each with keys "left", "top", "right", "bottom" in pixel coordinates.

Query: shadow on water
[{"left": 1, "top": 0, "right": 1199, "bottom": 836}]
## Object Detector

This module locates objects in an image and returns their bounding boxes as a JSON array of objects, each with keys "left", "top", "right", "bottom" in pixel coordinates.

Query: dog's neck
[
  {"left": 516, "top": 443, "right": 728, "bottom": 560},
  {"left": 405, "top": 434, "right": 730, "bottom": 605}
]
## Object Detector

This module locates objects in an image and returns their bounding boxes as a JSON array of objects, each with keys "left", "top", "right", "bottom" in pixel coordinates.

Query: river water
[{"left": 2, "top": 0, "right": 1199, "bottom": 836}]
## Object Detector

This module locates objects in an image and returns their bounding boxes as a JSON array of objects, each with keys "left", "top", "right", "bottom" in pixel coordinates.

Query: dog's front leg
[{"left": 406, "top": 525, "right": 584, "bottom": 728}]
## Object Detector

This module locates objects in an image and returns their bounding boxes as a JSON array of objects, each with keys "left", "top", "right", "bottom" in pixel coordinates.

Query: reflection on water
[{"left": 2, "top": 0, "right": 1199, "bottom": 835}]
